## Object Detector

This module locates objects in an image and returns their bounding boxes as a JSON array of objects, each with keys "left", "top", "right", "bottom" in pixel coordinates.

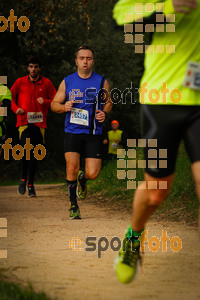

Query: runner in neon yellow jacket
[
  {"left": 113, "top": 0, "right": 200, "bottom": 105},
  {"left": 113, "top": 0, "right": 200, "bottom": 284},
  {"left": 0, "top": 84, "right": 11, "bottom": 155}
]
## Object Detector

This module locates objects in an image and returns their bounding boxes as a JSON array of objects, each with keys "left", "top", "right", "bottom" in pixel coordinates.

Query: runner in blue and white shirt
[{"left": 51, "top": 45, "right": 113, "bottom": 219}]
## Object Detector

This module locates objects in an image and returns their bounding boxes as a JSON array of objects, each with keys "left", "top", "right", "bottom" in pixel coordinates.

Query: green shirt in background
[
  {"left": 108, "top": 129, "right": 123, "bottom": 155},
  {"left": 0, "top": 84, "right": 12, "bottom": 138}
]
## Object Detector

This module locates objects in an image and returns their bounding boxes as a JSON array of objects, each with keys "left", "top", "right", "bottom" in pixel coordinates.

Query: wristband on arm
[{"left": 103, "top": 111, "right": 109, "bottom": 118}]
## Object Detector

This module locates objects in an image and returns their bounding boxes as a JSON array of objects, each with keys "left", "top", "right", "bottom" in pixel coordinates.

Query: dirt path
[{"left": 0, "top": 184, "right": 200, "bottom": 300}]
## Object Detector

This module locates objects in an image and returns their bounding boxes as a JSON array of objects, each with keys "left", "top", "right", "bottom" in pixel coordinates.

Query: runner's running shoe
[
  {"left": 114, "top": 232, "right": 142, "bottom": 284},
  {"left": 77, "top": 170, "right": 87, "bottom": 200},
  {"left": 17, "top": 179, "right": 27, "bottom": 195},
  {"left": 28, "top": 184, "right": 36, "bottom": 197},
  {"left": 69, "top": 205, "right": 81, "bottom": 220}
]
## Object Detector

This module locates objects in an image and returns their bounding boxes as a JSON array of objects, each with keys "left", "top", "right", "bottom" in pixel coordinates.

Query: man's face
[
  {"left": 75, "top": 49, "right": 94, "bottom": 74},
  {"left": 27, "top": 63, "right": 40, "bottom": 79},
  {"left": 112, "top": 123, "right": 119, "bottom": 130}
]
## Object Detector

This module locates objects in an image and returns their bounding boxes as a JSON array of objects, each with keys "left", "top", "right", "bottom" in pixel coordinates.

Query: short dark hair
[
  {"left": 75, "top": 45, "right": 94, "bottom": 58},
  {"left": 26, "top": 56, "right": 42, "bottom": 67}
]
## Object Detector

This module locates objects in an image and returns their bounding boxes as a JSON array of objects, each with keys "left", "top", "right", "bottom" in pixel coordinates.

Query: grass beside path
[
  {"left": 0, "top": 142, "right": 198, "bottom": 223},
  {"left": 88, "top": 143, "right": 199, "bottom": 224},
  {"left": 0, "top": 271, "right": 50, "bottom": 300}
]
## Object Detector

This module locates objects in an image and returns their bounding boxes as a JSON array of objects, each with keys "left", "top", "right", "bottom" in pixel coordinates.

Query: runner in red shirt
[{"left": 11, "top": 57, "right": 56, "bottom": 197}]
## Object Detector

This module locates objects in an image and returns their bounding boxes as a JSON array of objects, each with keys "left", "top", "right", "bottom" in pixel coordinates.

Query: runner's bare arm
[
  {"left": 103, "top": 80, "right": 113, "bottom": 114},
  {"left": 51, "top": 80, "right": 73, "bottom": 113},
  {"left": 96, "top": 80, "right": 113, "bottom": 123}
]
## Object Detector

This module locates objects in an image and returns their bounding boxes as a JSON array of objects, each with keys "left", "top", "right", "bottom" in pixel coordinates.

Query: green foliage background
[{"left": 0, "top": 0, "right": 146, "bottom": 181}]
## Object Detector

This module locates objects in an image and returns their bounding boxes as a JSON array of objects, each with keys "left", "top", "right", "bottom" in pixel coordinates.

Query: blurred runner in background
[
  {"left": 0, "top": 83, "right": 11, "bottom": 157},
  {"left": 11, "top": 57, "right": 56, "bottom": 197},
  {"left": 103, "top": 120, "right": 127, "bottom": 159},
  {"left": 113, "top": 0, "right": 200, "bottom": 284}
]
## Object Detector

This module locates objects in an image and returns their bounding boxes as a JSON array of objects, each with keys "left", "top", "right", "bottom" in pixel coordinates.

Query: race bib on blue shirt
[{"left": 70, "top": 108, "right": 89, "bottom": 126}]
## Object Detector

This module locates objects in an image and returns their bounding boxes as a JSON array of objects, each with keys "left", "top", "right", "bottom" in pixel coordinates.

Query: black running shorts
[
  {"left": 20, "top": 124, "right": 44, "bottom": 147},
  {"left": 64, "top": 133, "right": 102, "bottom": 159},
  {"left": 141, "top": 105, "right": 200, "bottom": 178}
]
